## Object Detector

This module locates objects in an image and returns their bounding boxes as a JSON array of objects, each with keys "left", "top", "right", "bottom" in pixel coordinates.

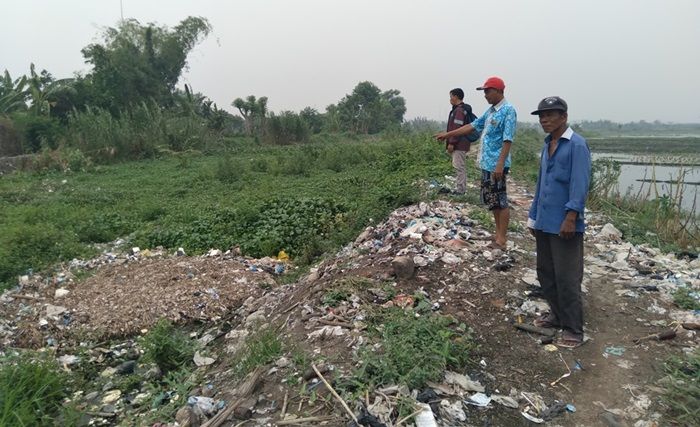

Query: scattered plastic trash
[
  {"left": 465, "top": 392, "right": 491, "bottom": 407},
  {"left": 193, "top": 351, "right": 216, "bottom": 367},
  {"left": 187, "top": 396, "right": 217, "bottom": 416},
  {"left": 541, "top": 401, "right": 568, "bottom": 420},
  {"left": 521, "top": 411, "right": 545, "bottom": 424},
  {"left": 604, "top": 346, "right": 625, "bottom": 357},
  {"left": 492, "top": 394, "right": 519, "bottom": 409},
  {"left": 414, "top": 402, "right": 438, "bottom": 427},
  {"left": 277, "top": 250, "right": 289, "bottom": 262},
  {"left": 566, "top": 404, "right": 576, "bottom": 413}
]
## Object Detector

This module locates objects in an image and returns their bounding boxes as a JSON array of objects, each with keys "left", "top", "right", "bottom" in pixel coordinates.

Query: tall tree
[
  {"left": 81, "top": 16, "right": 212, "bottom": 112},
  {"left": 232, "top": 95, "right": 268, "bottom": 136},
  {"left": 332, "top": 81, "right": 406, "bottom": 134}
]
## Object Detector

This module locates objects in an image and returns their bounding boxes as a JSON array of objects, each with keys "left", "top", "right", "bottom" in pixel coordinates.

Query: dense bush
[
  {"left": 65, "top": 102, "right": 217, "bottom": 163},
  {"left": 237, "top": 197, "right": 348, "bottom": 258},
  {"left": 11, "top": 112, "right": 64, "bottom": 152},
  {"left": 0, "top": 222, "right": 89, "bottom": 286},
  {"left": 264, "top": 111, "right": 310, "bottom": 145}
]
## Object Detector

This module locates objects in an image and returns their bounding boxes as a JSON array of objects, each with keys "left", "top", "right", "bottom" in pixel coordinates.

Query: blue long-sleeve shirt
[{"left": 527, "top": 127, "right": 591, "bottom": 234}]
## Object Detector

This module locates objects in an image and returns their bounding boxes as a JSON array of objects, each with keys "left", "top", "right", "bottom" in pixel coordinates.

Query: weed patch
[
  {"left": 661, "top": 350, "right": 700, "bottom": 425},
  {"left": 233, "top": 328, "right": 283, "bottom": 378},
  {"left": 140, "top": 368, "right": 199, "bottom": 425},
  {"left": 352, "top": 308, "right": 475, "bottom": 389},
  {"left": 672, "top": 287, "right": 700, "bottom": 310},
  {"left": 0, "top": 353, "right": 71, "bottom": 426},
  {"left": 140, "top": 319, "right": 197, "bottom": 372}
]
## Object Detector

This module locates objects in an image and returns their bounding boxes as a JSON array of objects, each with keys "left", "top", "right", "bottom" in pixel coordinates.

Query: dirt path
[{"left": 503, "top": 182, "right": 693, "bottom": 427}]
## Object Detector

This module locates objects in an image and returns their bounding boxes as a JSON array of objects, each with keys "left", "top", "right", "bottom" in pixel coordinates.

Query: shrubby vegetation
[{"left": 0, "top": 133, "right": 448, "bottom": 288}]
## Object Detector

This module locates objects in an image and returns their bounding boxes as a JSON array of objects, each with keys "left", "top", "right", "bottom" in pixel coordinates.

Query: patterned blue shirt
[
  {"left": 471, "top": 99, "right": 517, "bottom": 171},
  {"left": 527, "top": 127, "right": 592, "bottom": 234}
]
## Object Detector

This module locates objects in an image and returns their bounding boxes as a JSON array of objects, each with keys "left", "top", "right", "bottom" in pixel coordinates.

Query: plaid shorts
[{"left": 480, "top": 168, "right": 509, "bottom": 210}]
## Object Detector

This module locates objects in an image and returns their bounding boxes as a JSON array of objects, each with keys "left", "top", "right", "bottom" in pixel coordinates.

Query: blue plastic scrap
[{"left": 604, "top": 346, "right": 625, "bottom": 356}]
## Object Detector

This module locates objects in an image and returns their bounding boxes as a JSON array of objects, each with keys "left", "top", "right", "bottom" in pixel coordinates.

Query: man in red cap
[{"left": 436, "top": 76, "right": 517, "bottom": 250}]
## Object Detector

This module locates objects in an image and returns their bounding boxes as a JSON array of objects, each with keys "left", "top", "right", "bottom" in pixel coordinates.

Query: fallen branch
[
  {"left": 395, "top": 407, "right": 424, "bottom": 426},
  {"left": 280, "top": 391, "right": 289, "bottom": 419},
  {"left": 13, "top": 294, "right": 40, "bottom": 301},
  {"left": 276, "top": 416, "right": 337, "bottom": 425},
  {"left": 311, "top": 363, "right": 358, "bottom": 424},
  {"left": 633, "top": 328, "right": 677, "bottom": 344},
  {"left": 202, "top": 366, "right": 264, "bottom": 427},
  {"left": 317, "top": 318, "right": 354, "bottom": 328}
]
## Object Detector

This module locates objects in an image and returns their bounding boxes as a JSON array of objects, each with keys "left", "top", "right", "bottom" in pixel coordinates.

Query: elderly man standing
[
  {"left": 527, "top": 96, "right": 591, "bottom": 349},
  {"left": 436, "top": 76, "right": 517, "bottom": 249}
]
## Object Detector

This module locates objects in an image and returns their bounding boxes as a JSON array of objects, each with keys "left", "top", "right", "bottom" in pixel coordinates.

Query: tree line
[{"left": 0, "top": 17, "right": 407, "bottom": 166}]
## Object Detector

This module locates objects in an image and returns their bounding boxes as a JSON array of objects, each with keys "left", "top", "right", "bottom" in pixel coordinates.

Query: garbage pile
[
  {"left": 585, "top": 220, "right": 700, "bottom": 328},
  {"left": 0, "top": 245, "right": 288, "bottom": 348}
]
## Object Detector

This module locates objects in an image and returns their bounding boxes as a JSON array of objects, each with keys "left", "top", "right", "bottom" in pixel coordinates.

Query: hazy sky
[{"left": 2, "top": 0, "right": 699, "bottom": 123}]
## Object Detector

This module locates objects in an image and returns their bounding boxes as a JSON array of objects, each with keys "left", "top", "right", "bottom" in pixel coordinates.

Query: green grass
[
  {"left": 661, "top": 350, "right": 700, "bottom": 425},
  {"left": 351, "top": 308, "right": 475, "bottom": 389},
  {"left": 139, "top": 367, "right": 199, "bottom": 425},
  {"left": 233, "top": 328, "right": 284, "bottom": 377},
  {"left": 140, "top": 319, "right": 197, "bottom": 372},
  {"left": 0, "top": 134, "right": 451, "bottom": 289},
  {"left": 672, "top": 287, "right": 700, "bottom": 310},
  {"left": 0, "top": 354, "right": 75, "bottom": 426}
]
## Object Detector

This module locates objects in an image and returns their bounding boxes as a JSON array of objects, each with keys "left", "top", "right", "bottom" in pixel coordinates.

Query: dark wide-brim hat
[{"left": 531, "top": 96, "right": 568, "bottom": 115}]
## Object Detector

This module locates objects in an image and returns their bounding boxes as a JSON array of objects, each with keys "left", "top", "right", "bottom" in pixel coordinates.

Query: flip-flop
[
  {"left": 555, "top": 337, "right": 583, "bottom": 349},
  {"left": 534, "top": 314, "right": 560, "bottom": 329},
  {"left": 487, "top": 241, "right": 507, "bottom": 250}
]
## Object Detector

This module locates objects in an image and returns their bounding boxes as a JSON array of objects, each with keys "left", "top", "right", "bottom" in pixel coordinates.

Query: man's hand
[
  {"left": 559, "top": 216, "right": 576, "bottom": 239},
  {"left": 447, "top": 144, "right": 454, "bottom": 154},
  {"left": 493, "top": 164, "right": 504, "bottom": 181},
  {"left": 435, "top": 131, "right": 449, "bottom": 141}
]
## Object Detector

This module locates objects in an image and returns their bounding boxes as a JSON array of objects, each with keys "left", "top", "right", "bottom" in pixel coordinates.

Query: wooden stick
[
  {"left": 395, "top": 407, "right": 423, "bottom": 426},
  {"left": 283, "top": 301, "right": 301, "bottom": 313},
  {"left": 276, "top": 416, "right": 336, "bottom": 425},
  {"left": 281, "top": 391, "right": 289, "bottom": 419},
  {"left": 202, "top": 366, "right": 263, "bottom": 427},
  {"left": 317, "top": 318, "right": 354, "bottom": 328},
  {"left": 311, "top": 363, "right": 358, "bottom": 424},
  {"left": 13, "top": 294, "right": 40, "bottom": 301}
]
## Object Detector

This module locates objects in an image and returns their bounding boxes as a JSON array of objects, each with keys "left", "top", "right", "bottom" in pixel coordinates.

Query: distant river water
[{"left": 591, "top": 152, "right": 700, "bottom": 214}]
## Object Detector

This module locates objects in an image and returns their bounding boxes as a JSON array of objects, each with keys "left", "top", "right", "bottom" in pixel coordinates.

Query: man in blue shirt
[
  {"left": 436, "top": 77, "right": 517, "bottom": 250},
  {"left": 527, "top": 96, "right": 591, "bottom": 349}
]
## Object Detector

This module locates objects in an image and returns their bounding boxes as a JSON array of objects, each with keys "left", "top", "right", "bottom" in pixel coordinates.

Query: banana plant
[
  {"left": 26, "top": 63, "right": 76, "bottom": 116},
  {"left": 0, "top": 70, "right": 29, "bottom": 115}
]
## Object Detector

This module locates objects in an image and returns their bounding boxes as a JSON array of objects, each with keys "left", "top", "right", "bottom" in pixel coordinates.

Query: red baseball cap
[{"left": 476, "top": 76, "right": 505, "bottom": 91}]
